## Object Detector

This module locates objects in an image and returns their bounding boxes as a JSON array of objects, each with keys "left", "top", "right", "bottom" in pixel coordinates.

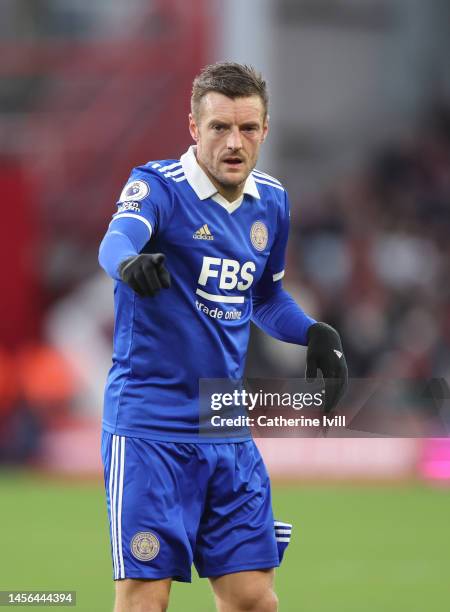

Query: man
[{"left": 99, "top": 62, "right": 347, "bottom": 612}]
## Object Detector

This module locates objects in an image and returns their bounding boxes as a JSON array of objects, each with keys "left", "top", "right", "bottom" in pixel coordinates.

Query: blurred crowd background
[{"left": 0, "top": 0, "right": 449, "bottom": 471}]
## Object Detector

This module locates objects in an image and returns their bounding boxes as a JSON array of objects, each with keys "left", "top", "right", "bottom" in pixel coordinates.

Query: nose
[{"left": 226, "top": 127, "right": 243, "bottom": 151}]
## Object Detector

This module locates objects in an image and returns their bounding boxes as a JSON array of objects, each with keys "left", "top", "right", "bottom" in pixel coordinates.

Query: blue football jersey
[{"left": 100, "top": 146, "right": 292, "bottom": 442}]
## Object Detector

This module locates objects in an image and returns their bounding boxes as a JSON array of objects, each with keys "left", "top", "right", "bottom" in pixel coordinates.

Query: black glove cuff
[
  {"left": 118, "top": 256, "right": 137, "bottom": 280},
  {"left": 307, "top": 322, "right": 342, "bottom": 348}
]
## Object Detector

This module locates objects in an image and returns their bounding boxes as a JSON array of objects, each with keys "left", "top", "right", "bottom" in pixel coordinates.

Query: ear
[
  {"left": 261, "top": 114, "right": 269, "bottom": 143},
  {"left": 189, "top": 113, "right": 199, "bottom": 142}
]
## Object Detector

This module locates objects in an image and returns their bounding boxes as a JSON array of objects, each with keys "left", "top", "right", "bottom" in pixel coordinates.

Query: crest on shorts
[
  {"left": 131, "top": 531, "right": 160, "bottom": 561},
  {"left": 250, "top": 221, "right": 268, "bottom": 251},
  {"left": 119, "top": 180, "right": 149, "bottom": 202}
]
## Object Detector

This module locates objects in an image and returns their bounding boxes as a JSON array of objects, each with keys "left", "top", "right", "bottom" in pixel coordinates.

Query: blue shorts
[{"left": 101, "top": 432, "right": 292, "bottom": 582}]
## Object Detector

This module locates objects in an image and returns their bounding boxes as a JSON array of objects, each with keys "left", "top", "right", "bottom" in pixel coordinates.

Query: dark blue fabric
[
  {"left": 252, "top": 286, "right": 315, "bottom": 346},
  {"left": 102, "top": 432, "right": 285, "bottom": 582}
]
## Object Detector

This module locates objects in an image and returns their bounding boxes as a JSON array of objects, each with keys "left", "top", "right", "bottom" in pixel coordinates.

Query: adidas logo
[
  {"left": 333, "top": 349, "right": 343, "bottom": 359},
  {"left": 193, "top": 224, "right": 214, "bottom": 240}
]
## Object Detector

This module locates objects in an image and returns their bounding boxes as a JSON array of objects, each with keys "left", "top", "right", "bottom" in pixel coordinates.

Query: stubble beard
[{"left": 212, "top": 157, "right": 257, "bottom": 190}]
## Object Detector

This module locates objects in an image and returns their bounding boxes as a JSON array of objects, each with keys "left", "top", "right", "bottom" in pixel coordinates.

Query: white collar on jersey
[{"left": 180, "top": 145, "right": 260, "bottom": 214}]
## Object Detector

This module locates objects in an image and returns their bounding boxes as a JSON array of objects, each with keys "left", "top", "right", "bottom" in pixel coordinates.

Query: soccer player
[{"left": 98, "top": 62, "right": 347, "bottom": 612}]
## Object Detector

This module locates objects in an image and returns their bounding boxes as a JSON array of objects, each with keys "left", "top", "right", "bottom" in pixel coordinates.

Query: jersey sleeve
[
  {"left": 98, "top": 167, "right": 173, "bottom": 280},
  {"left": 253, "top": 190, "right": 290, "bottom": 297},
  {"left": 111, "top": 167, "right": 174, "bottom": 245},
  {"left": 251, "top": 191, "right": 316, "bottom": 345}
]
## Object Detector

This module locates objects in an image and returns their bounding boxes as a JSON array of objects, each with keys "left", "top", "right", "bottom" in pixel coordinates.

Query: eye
[
  {"left": 212, "top": 124, "right": 226, "bottom": 132},
  {"left": 243, "top": 126, "right": 258, "bottom": 133}
]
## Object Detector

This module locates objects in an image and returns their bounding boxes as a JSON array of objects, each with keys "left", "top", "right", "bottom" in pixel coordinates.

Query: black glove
[
  {"left": 119, "top": 253, "right": 171, "bottom": 297},
  {"left": 306, "top": 322, "right": 348, "bottom": 413}
]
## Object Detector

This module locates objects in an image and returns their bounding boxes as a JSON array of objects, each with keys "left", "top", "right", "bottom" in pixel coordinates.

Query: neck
[{"left": 212, "top": 179, "right": 244, "bottom": 203}]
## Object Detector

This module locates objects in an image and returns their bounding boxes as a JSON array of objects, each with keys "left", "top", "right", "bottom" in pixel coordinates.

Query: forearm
[
  {"left": 98, "top": 230, "right": 138, "bottom": 280},
  {"left": 252, "top": 287, "right": 316, "bottom": 346}
]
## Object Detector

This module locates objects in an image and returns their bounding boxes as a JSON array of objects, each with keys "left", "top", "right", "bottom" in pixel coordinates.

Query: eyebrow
[
  {"left": 207, "top": 119, "right": 261, "bottom": 128},
  {"left": 208, "top": 120, "right": 229, "bottom": 127}
]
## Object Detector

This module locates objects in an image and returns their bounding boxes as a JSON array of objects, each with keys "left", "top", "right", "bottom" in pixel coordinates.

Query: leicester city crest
[
  {"left": 250, "top": 221, "right": 268, "bottom": 251},
  {"left": 131, "top": 531, "right": 160, "bottom": 561}
]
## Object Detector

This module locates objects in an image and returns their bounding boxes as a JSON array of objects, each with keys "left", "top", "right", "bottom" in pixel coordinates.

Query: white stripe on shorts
[
  {"left": 117, "top": 436, "right": 126, "bottom": 579},
  {"left": 109, "top": 435, "right": 119, "bottom": 578},
  {"left": 110, "top": 435, "right": 126, "bottom": 580}
]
